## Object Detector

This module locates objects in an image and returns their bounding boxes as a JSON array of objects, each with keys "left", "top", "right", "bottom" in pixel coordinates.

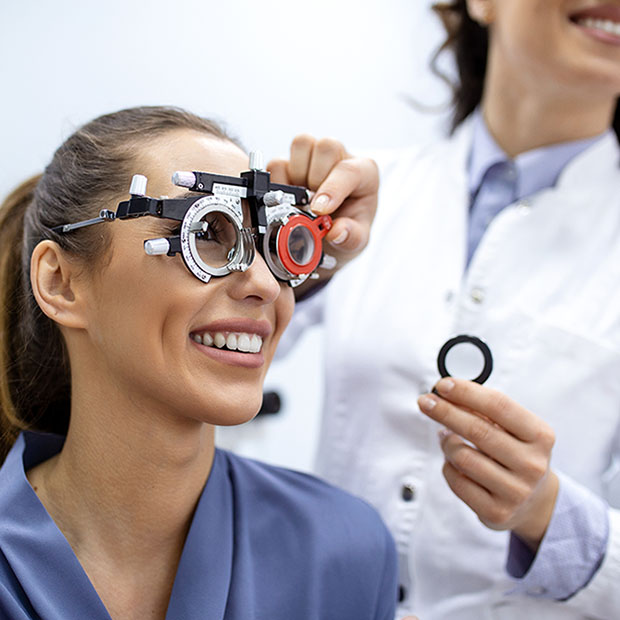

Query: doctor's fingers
[
  {"left": 437, "top": 435, "right": 530, "bottom": 532},
  {"left": 289, "top": 135, "right": 348, "bottom": 189},
  {"left": 439, "top": 431, "right": 542, "bottom": 508},
  {"left": 268, "top": 135, "right": 378, "bottom": 217},
  {"left": 433, "top": 378, "right": 555, "bottom": 445},
  {"left": 267, "top": 162, "right": 377, "bottom": 256},
  {"left": 310, "top": 155, "right": 379, "bottom": 217},
  {"left": 268, "top": 135, "right": 348, "bottom": 187},
  {"left": 440, "top": 432, "right": 559, "bottom": 543},
  {"left": 417, "top": 392, "right": 552, "bottom": 477},
  {"left": 267, "top": 158, "right": 292, "bottom": 185},
  {"left": 296, "top": 153, "right": 379, "bottom": 254},
  {"left": 441, "top": 459, "right": 509, "bottom": 531}
]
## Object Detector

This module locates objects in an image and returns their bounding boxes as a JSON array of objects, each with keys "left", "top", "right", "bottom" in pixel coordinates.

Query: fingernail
[
  {"left": 330, "top": 228, "right": 350, "bottom": 245},
  {"left": 438, "top": 428, "right": 451, "bottom": 441},
  {"left": 418, "top": 395, "right": 436, "bottom": 411},
  {"left": 312, "top": 194, "right": 331, "bottom": 214},
  {"left": 435, "top": 378, "right": 455, "bottom": 394}
]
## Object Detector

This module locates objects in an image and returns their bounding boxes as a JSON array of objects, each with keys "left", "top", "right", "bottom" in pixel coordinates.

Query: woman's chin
[
  {"left": 214, "top": 409, "right": 261, "bottom": 427},
  {"left": 192, "top": 396, "right": 264, "bottom": 428}
]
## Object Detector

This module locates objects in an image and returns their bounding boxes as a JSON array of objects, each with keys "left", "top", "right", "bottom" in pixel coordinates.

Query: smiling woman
[{"left": 0, "top": 106, "right": 397, "bottom": 620}]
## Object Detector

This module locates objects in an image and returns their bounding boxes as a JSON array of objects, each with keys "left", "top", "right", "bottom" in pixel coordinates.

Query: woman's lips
[
  {"left": 571, "top": 4, "right": 620, "bottom": 22},
  {"left": 189, "top": 318, "right": 271, "bottom": 368},
  {"left": 191, "top": 338, "right": 266, "bottom": 369},
  {"left": 571, "top": 4, "right": 620, "bottom": 44}
]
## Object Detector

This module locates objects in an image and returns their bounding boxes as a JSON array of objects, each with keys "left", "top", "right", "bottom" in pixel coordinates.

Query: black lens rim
[{"left": 437, "top": 334, "right": 493, "bottom": 385}]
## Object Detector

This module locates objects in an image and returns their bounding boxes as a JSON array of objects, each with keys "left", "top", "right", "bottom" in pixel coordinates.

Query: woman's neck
[
  {"left": 40, "top": 415, "right": 214, "bottom": 557},
  {"left": 27, "top": 386, "right": 216, "bottom": 616},
  {"left": 481, "top": 47, "right": 616, "bottom": 158}
]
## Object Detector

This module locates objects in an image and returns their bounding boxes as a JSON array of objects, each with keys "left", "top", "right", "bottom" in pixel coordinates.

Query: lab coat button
[
  {"left": 470, "top": 288, "right": 485, "bottom": 304},
  {"left": 401, "top": 484, "right": 416, "bottom": 502},
  {"left": 517, "top": 199, "right": 531, "bottom": 213}
]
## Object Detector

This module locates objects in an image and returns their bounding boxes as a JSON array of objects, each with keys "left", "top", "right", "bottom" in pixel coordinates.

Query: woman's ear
[
  {"left": 466, "top": 0, "right": 495, "bottom": 26},
  {"left": 30, "top": 241, "right": 89, "bottom": 329}
]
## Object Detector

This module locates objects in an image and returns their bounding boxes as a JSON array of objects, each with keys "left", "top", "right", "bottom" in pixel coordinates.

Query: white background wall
[{"left": 1, "top": 0, "right": 452, "bottom": 472}]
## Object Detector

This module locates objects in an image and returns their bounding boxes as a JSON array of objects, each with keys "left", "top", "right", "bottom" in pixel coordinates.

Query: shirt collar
[
  {"left": 467, "top": 108, "right": 611, "bottom": 201},
  {"left": 0, "top": 432, "right": 234, "bottom": 620},
  {"left": 468, "top": 111, "right": 506, "bottom": 196}
]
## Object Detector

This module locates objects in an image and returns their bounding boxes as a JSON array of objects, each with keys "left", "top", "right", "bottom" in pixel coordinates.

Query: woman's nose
[{"left": 227, "top": 251, "right": 282, "bottom": 304}]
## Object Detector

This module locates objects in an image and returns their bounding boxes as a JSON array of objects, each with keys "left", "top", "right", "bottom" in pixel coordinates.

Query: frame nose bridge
[{"left": 232, "top": 227, "right": 258, "bottom": 273}]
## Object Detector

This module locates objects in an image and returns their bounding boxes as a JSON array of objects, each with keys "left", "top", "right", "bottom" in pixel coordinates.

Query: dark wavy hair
[{"left": 431, "top": 0, "right": 620, "bottom": 140}]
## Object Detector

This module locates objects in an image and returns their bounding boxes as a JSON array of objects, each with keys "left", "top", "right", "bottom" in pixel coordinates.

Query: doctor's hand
[
  {"left": 417, "top": 378, "right": 559, "bottom": 550},
  {"left": 268, "top": 135, "right": 378, "bottom": 296}
]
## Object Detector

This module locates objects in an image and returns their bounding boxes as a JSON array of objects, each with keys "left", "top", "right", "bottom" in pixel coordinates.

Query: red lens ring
[{"left": 277, "top": 214, "right": 330, "bottom": 276}]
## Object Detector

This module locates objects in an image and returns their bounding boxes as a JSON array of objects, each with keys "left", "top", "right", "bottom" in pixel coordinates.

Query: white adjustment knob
[
  {"left": 263, "top": 190, "right": 285, "bottom": 206},
  {"left": 144, "top": 238, "right": 171, "bottom": 256},
  {"left": 249, "top": 151, "right": 264, "bottom": 171},
  {"left": 190, "top": 221, "right": 209, "bottom": 234},
  {"left": 129, "top": 174, "right": 147, "bottom": 196},
  {"left": 172, "top": 171, "right": 197, "bottom": 188}
]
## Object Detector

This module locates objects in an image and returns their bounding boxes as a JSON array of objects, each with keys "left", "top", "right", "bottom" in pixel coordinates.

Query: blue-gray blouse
[{"left": 0, "top": 432, "right": 397, "bottom": 619}]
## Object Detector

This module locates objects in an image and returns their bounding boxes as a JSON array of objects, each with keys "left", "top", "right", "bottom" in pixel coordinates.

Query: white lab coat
[{"left": 284, "top": 122, "right": 620, "bottom": 619}]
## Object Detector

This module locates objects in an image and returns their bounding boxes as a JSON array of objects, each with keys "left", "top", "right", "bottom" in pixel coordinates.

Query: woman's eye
[
  {"left": 195, "top": 216, "right": 230, "bottom": 244},
  {"left": 196, "top": 227, "right": 219, "bottom": 242}
]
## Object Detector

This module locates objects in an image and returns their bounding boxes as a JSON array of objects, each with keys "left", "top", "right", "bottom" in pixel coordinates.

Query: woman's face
[
  {"left": 78, "top": 130, "right": 295, "bottom": 427},
  {"left": 477, "top": 0, "right": 620, "bottom": 101}
]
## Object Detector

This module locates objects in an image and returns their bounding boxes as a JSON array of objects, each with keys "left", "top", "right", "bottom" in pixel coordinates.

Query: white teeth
[
  {"left": 226, "top": 333, "right": 238, "bottom": 350},
  {"left": 238, "top": 333, "right": 251, "bottom": 352},
  {"left": 578, "top": 17, "right": 620, "bottom": 36},
  {"left": 250, "top": 334, "right": 262, "bottom": 353},
  {"left": 192, "top": 331, "right": 263, "bottom": 353}
]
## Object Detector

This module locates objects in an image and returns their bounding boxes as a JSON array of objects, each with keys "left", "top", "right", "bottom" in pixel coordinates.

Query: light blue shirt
[
  {"left": 467, "top": 111, "right": 607, "bottom": 264},
  {"left": 0, "top": 432, "right": 398, "bottom": 619},
  {"left": 467, "top": 110, "right": 611, "bottom": 600}
]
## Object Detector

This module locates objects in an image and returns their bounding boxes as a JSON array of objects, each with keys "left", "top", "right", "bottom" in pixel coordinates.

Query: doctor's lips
[
  {"left": 190, "top": 319, "right": 272, "bottom": 354},
  {"left": 570, "top": 4, "right": 620, "bottom": 41}
]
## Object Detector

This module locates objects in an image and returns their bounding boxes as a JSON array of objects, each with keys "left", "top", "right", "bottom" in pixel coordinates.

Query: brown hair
[
  {"left": 431, "top": 0, "right": 620, "bottom": 140},
  {"left": 0, "top": 106, "right": 237, "bottom": 461}
]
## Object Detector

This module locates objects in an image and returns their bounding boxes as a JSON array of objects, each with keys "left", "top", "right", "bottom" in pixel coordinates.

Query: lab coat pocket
[{"left": 503, "top": 313, "right": 620, "bottom": 487}]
